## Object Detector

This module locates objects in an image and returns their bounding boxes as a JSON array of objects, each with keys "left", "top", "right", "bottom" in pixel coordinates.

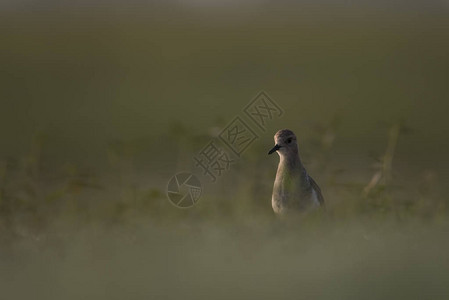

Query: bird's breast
[{"left": 271, "top": 166, "right": 318, "bottom": 214}]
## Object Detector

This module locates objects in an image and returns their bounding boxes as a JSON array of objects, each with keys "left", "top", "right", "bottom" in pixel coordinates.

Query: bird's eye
[{"left": 286, "top": 138, "right": 292, "bottom": 144}]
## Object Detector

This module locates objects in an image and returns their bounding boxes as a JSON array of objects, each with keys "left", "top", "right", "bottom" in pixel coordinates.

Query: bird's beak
[{"left": 268, "top": 144, "right": 281, "bottom": 155}]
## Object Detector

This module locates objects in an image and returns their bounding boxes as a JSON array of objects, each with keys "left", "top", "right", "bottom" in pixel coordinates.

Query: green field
[{"left": 1, "top": 2, "right": 449, "bottom": 299}]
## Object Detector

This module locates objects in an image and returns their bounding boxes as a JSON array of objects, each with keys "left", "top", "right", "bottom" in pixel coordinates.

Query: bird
[{"left": 268, "top": 129, "right": 324, "bottom": 216}]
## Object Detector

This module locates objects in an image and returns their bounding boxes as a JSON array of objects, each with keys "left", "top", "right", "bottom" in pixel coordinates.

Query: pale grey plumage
[{"left": 268, "top": 129, "right": 324, "bottom": 215}]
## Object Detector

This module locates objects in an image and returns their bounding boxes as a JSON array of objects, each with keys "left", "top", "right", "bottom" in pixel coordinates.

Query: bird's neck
[
  {"left": 273, "top": 152, "right": 311, "bottom": 210},
  {"left": 279, "top": 152, "right": 304, "bottom": 174},
  {"left": 277, "top": 152, "right": 309, "bottom": 186}
]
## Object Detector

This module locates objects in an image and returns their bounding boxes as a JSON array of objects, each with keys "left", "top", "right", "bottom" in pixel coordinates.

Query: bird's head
[{"left": 268, "top": 129, "right": 298, "bottom": 156}]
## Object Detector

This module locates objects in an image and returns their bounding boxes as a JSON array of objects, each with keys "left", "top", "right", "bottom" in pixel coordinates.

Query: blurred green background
[{"left": 0, "top": 1, "right": 449, "bottom": 299}]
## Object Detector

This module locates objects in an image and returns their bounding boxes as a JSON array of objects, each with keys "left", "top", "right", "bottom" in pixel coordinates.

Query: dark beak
[{"left": 268, "top": 144, "right": 281, "bottom": 155}]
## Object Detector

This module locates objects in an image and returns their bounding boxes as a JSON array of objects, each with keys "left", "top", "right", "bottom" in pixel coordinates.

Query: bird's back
[{"left": 309, "top": 176, "right": 325, "bottom": 206}]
